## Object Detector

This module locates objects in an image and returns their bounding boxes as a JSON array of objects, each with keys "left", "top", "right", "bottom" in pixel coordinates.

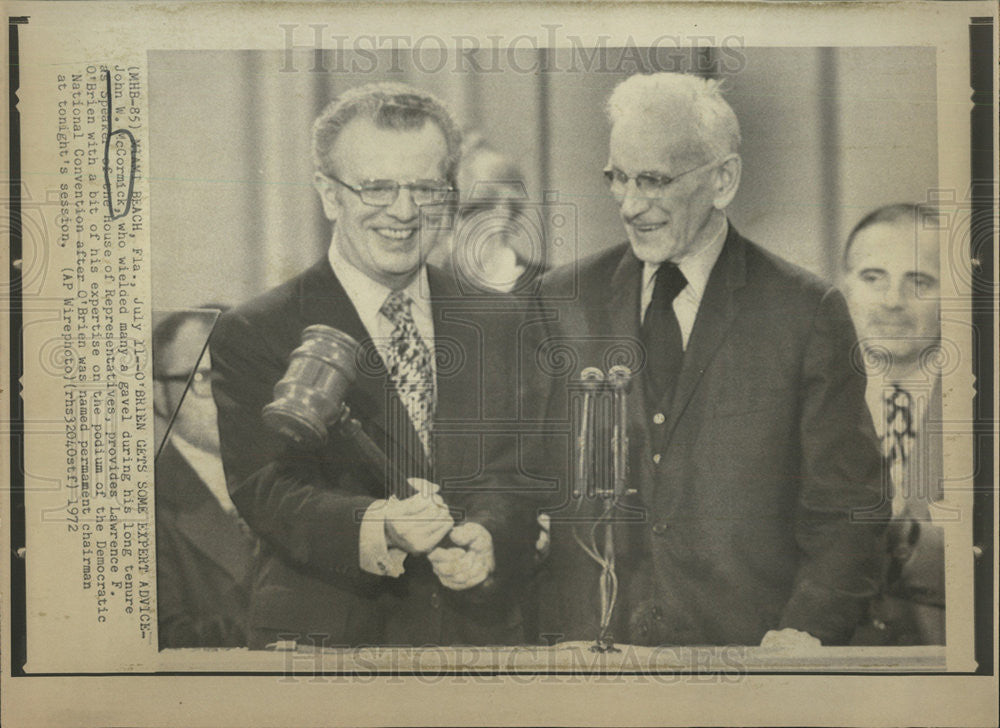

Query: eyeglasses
[
  {"left": 156, "top": 369, "right": 217, "bottom": 398},
  {"left": 323, "top": 172, "right": 456, "bottom": 207},
  {"left": 603, "top": 158, "right": 720, "bottom": 198}
]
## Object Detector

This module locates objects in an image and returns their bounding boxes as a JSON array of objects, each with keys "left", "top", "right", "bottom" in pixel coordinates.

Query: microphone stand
[{"left": 572, "top": 365, "right": 632, "bottom": 653}]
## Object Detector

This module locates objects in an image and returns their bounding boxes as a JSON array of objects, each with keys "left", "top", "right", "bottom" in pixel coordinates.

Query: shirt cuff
[{"left": 359, "top": 499, "right": 407, "bottom": 578}]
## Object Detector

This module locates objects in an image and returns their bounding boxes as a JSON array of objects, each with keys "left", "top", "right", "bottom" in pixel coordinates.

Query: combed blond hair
[{"left": 313, "top": 82, "right": 462, "bottom": 180}]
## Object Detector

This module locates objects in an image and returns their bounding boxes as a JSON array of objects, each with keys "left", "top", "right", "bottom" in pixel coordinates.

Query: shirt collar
[
  {"left": 327, "top": 228, "right": 431, "bottom": 322},
  {"left": 642, "top": 217, "right": 728, "bottom": 300}
]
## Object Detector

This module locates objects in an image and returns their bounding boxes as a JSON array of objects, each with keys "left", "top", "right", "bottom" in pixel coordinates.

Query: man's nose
[
  {"left": 618, "top": 180, "right": 653, "bottom": 219},
  {"left": 881, "top": 281, "right": 905, "bottom": 308},
  {"left": 385, "top": 186, "right": 418, "bottom": 221}
]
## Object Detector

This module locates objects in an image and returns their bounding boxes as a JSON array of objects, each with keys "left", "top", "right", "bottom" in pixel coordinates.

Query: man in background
[
  {"left": 524, "top": 72, "right": 887, "bottom": 647},
  {"left": 153, "top": 308, "right": 256, "bottom": 648},
  {"left": 841, "top": 204, "right": 946, "bottom": 645},
  {"left": 445, "top": 133, "right": 544, "bottom": 294}
]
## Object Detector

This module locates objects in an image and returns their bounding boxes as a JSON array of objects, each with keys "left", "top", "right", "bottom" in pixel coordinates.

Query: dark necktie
[{"left": 641, "top": 263, "right": 688, "bottom": 403}]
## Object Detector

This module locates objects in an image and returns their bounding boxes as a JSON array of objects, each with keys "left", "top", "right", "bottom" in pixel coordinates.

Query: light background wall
[{"left": 149, "top": 47, "right": 937, "bottom": 310}]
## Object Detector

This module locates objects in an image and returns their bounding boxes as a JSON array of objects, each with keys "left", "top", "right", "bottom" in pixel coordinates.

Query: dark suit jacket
[
  {"left": 211, "top": 257, "right": 536, "bottom": 648},
  {"left": 155, "top": 440, "right": 257, "bottom": 648},
  {"left": 522, "top": 225, "right": 888, "bottom": 646}
]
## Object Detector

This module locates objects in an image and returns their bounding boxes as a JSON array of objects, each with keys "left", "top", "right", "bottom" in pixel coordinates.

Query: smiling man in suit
[
  {"left": 526, "top": 72, "right": 888, "bottom": 647},
  {"left": 211, "top": 83, "right": 534, "bottom": 649}
]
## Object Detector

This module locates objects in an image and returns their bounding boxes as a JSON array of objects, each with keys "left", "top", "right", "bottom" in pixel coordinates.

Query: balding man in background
[{"left": 841, "top": 204, "right": 946, "bottom": 645}]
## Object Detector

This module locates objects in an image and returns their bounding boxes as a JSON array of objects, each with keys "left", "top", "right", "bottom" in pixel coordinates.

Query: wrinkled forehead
[
  {"left": 848, "top": 220, "right": 942, "bottom": 277},
  {"left": 330, "top": 116, "right": 449, "bottom": 178},
  {"left": 608, "top": 108, "right": 707, "bottom": 169}
]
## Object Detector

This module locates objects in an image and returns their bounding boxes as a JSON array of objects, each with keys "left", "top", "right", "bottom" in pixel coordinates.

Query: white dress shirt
[
  {"left": 327, "top": 237, "right": 436, "bottom": 578},
  {"left": 640, "top": 218, "right": 729, "bottom": 350},
  {"left": 327, "top": 241, "right": 436, "bottom": 371}
]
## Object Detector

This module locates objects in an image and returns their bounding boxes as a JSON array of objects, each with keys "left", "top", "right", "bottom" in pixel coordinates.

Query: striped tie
[{"left": 883, "top": 384, "right": 914, "bottom": 516}]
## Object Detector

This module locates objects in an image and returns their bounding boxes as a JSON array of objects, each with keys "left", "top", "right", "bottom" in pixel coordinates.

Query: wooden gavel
[{"left": 262, "top": 324, "right": 410, "bottom": 497}]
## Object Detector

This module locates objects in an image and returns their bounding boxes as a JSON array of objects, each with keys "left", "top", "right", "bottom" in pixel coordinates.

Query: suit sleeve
[
  {"left": 449, "top": 300, "right": 548, "bottom": 597},
  {"left": 210, "top": 310, "right": 376, "bottom": 584},
  {"left": 779, "top": 287, "right": 889, "bottom": 643}
]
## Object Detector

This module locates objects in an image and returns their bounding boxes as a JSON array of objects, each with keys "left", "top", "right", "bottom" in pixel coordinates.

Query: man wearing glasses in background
[
  {"left": 211, "top": 83, "right": 534, "bottom": 649},
  {"left": 153, "top": 307, "right": 256, "bottom": 649},
  {"left": 525, "top": 72, "right": 888, "bottom": 647}
]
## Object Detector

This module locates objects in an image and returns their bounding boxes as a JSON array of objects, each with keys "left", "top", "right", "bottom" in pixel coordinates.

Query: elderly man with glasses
[
  {"left": 523, "top": 72, "right": 888, "bottom": 648},
  {"left": 210, "top": 83, "right": 535, "bottom": 649}
]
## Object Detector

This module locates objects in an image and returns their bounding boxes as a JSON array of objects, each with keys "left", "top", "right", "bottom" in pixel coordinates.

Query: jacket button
[
  {"left": 652, "top": 453, "right": 662, "bottom": 465},
  {"left": 653, "top": 412, "right": 665, "bottom": 425},
  {"left": 430, "top": 590, "right": 440, "bottom": 609},
  {"left": 652, "top": 523, "right": 668, "bottom": 536}
]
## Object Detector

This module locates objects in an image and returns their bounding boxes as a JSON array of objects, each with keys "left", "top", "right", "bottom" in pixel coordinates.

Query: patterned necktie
[
  {"left": 380, "top": 290, "right": 436, "bottom": 460},
  {"left": 641, "top": 263, "right": 688, "bottom": 403},
  {"left": 883, "top": 384, "right": 915, "bottom": 516}
]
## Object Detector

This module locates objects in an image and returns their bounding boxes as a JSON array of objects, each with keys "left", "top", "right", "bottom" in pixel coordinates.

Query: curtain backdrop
[{"left": 149, "top": 47, "right": 937, "bottom": 310}]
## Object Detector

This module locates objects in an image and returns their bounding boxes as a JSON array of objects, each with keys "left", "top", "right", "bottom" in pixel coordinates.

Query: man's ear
[
  {"left": 152, "top": 380, "right": 170, "bottom": 419},
  {"left": 314, "top": 172, "right": 340, "bottom": 222},
  {"left": 712, "top": 154, "right": 742, "bottom": 210}
]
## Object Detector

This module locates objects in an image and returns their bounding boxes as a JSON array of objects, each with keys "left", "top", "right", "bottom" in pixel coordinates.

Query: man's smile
[
  {"left": 629, "top": 220, "right": 669, "bottom": 234},
  {"left": 374, "top": 227, "right": 417, "bottom": 241}
]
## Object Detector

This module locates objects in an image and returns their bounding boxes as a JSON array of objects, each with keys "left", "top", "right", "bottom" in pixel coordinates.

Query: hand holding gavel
[
  {"left": 382, "top": 478, "right": 454, "bottom": 555},
  {"left": 383, "top": 478, "right": 496, "bottom": 590}
]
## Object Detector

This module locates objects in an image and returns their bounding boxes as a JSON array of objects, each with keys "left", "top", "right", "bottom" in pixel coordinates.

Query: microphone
[
  {"left": 607, "top": 365, "right": 633, "bottom": 500},
  {"left": 569, "top": 364, "right": 634, "bottom": 653}
]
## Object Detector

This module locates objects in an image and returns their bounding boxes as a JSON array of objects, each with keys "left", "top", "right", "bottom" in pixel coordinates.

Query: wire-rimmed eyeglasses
[
  {"left": 322, "top": 172, "right": 456, "bottom": 207},
  {"left": 603, "top": 158, "right": 721, "bottom": 198},
  {"left": 156, "top": 369, "right": 217, "bottom": 398}
]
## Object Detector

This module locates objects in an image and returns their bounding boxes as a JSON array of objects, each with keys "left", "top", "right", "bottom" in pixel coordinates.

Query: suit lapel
[
  {"left": 159, "top": 443, "right": 254, "bottom": 584},
  {"left": 902, "top": 375, "right": 944, "bottom": 514},
  {"left": 607, "top": 248, "right": 644, "bottom": 348},
  {"left": 662, "top": 226, "right": 747, "bottom": 441},
  {"left": 426, "top": 265, "right": 476, "bottom": 481},
  {"left": 605, "top": 250, "right": 660, "bottom": 504}
]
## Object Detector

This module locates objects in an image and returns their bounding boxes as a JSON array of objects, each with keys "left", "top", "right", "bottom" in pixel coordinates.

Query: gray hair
[
  {"left": 312, "top": 82, "right": 463, "bottom": 181},
  {"left": 606, "top": 73, "right": 741, "bottom": 160}
]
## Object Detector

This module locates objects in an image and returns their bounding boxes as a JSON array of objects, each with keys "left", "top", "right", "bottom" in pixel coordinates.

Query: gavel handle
[
  {"left": 333, "top": 407, "right": 410, "bottom": 498},
  {"left": 333, "top": 407, "right": 463, "bottom": 525}
]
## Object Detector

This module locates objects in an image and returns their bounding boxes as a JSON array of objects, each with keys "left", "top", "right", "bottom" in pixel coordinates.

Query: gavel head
[{"left": 262, "top": 325, "right": 359, "bottom": 446}]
